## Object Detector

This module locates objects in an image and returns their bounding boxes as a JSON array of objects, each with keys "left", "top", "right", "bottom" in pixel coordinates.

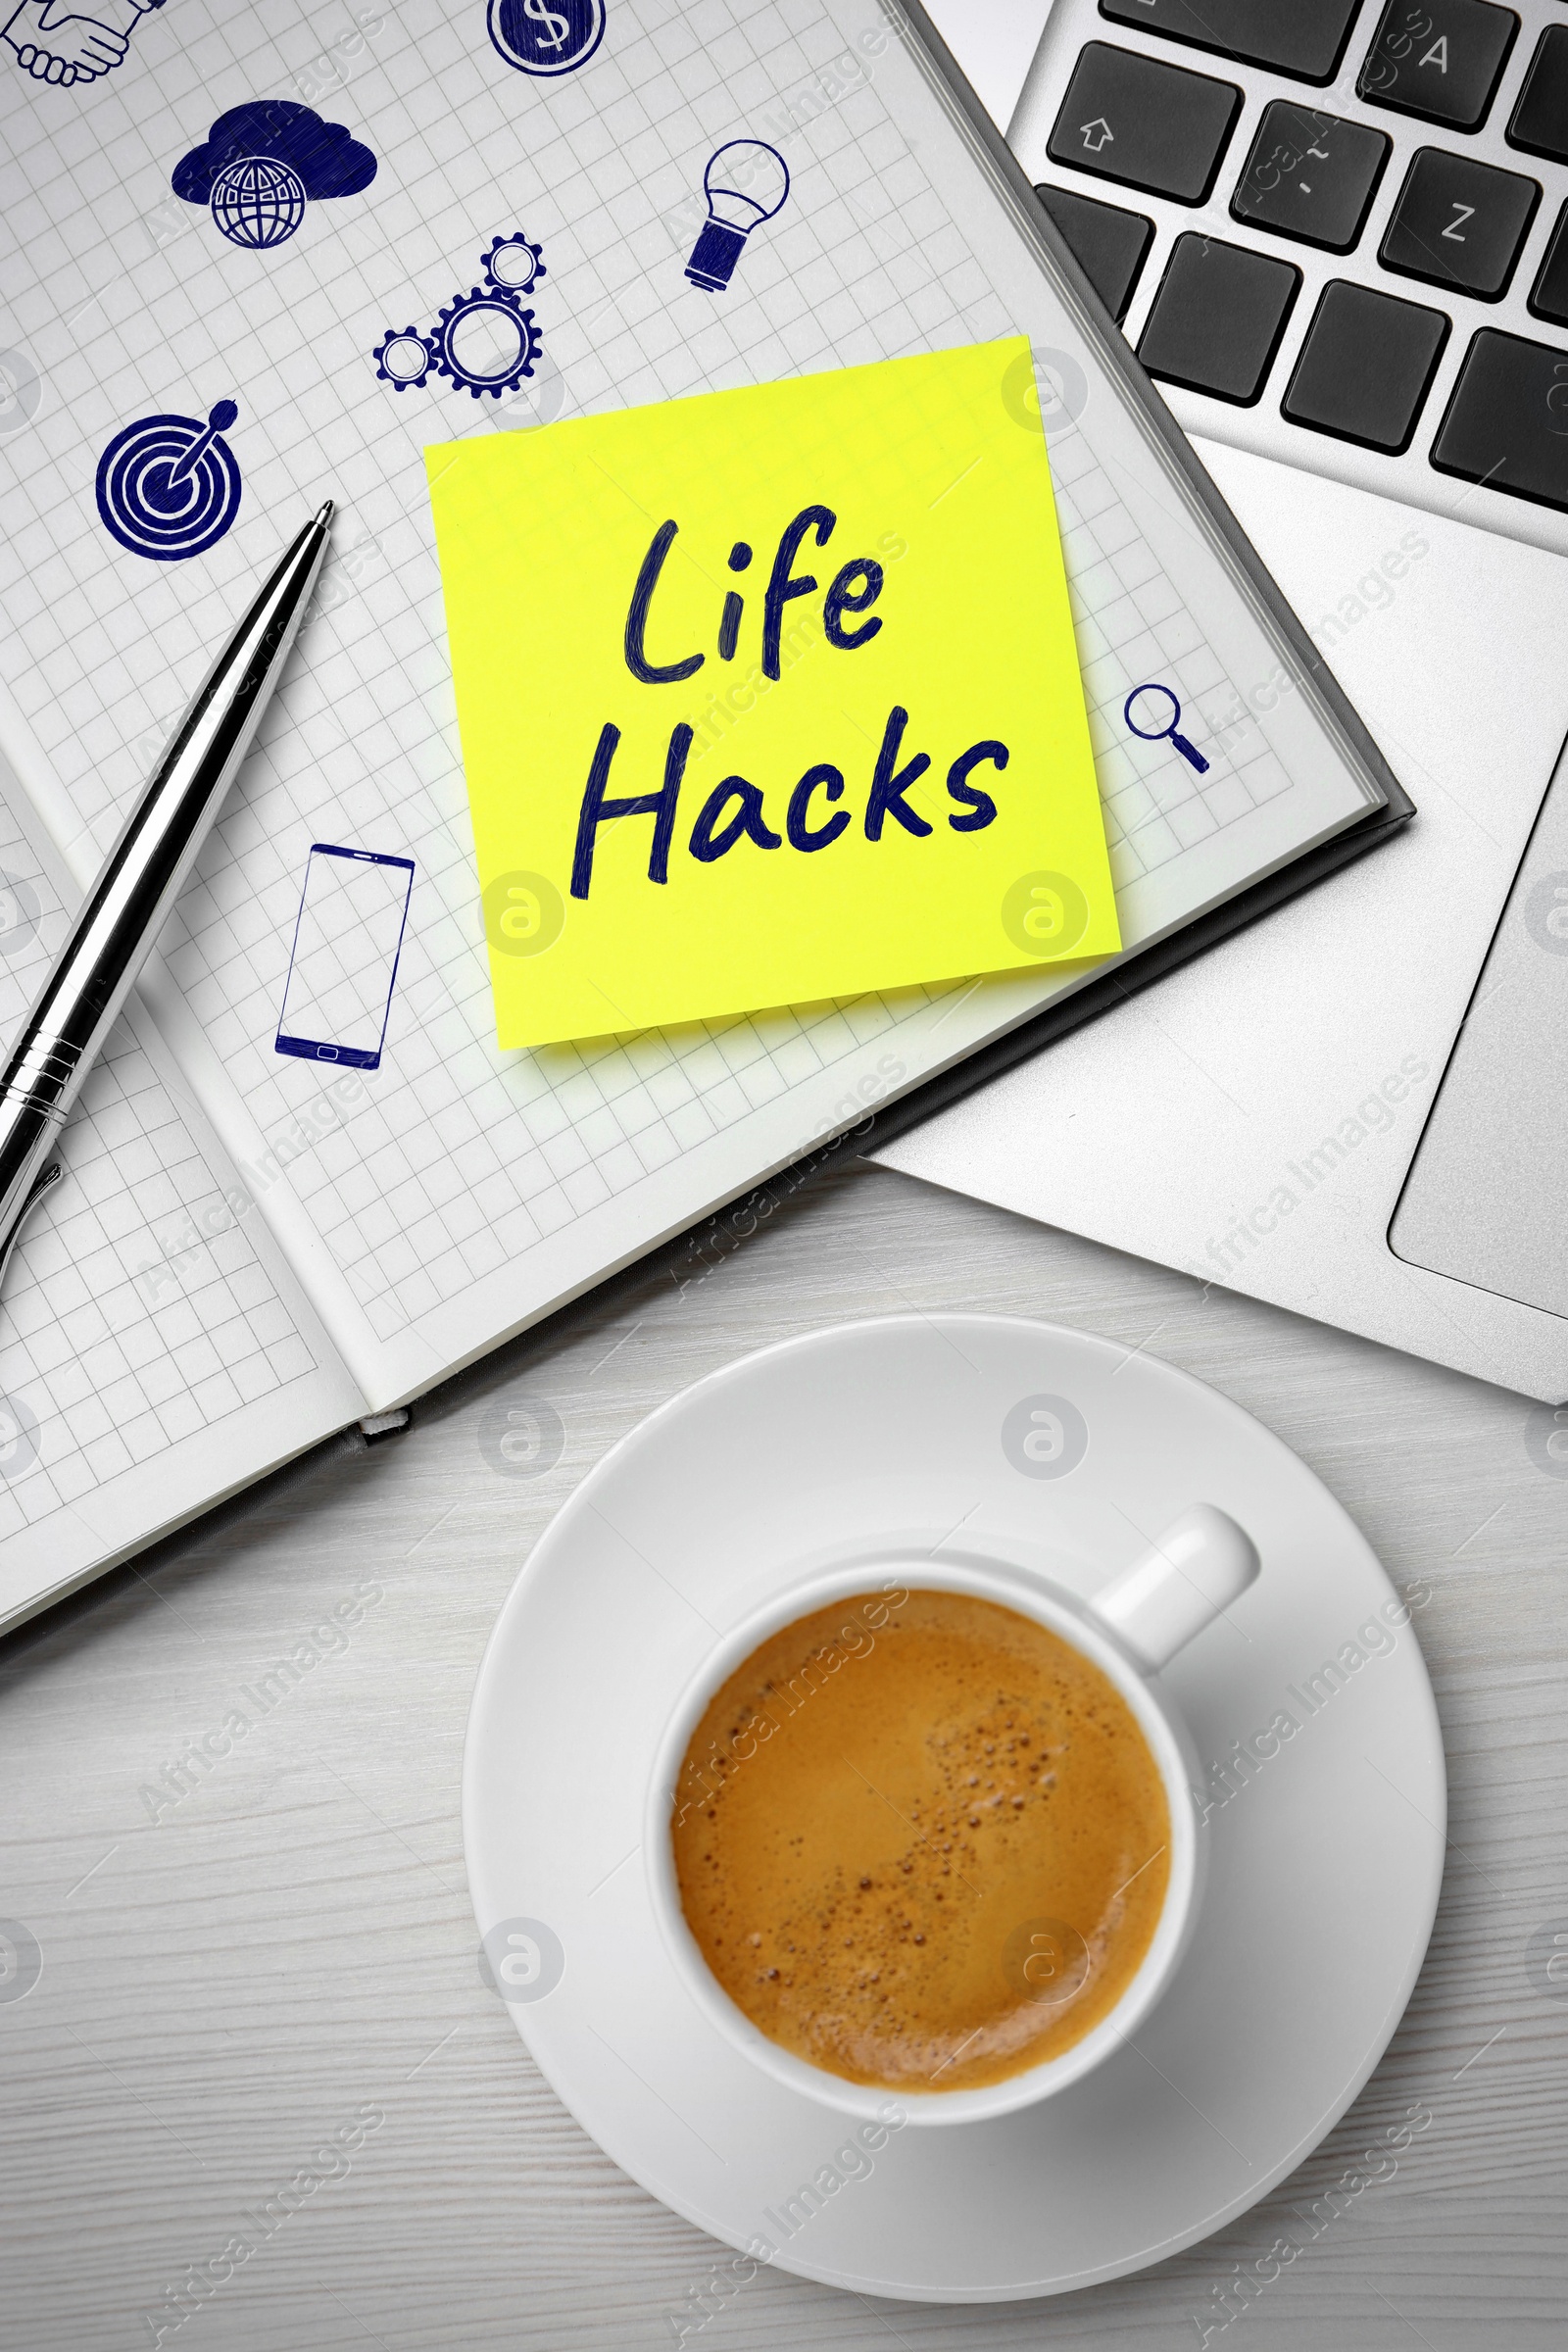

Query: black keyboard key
[
  {"left": 1283, "top": 280, "right": 1450, "bottom": 451},
  {"left": 1359, "top": 0, "right": 1518, "bottom": 131},
  {"left": 1431, "top": 328, "right": 1568, "bottom": 509},
  {"left": 1099, "top": 0, "right": 1360, "bottom": 85},
  {"left": 1528, "top": 201, "right": 1568, "bottom": 324},
  {"left": 1379, "top": 146, "right": 1539, "bottom": 298},
  {"left": 1232, "top": 102, "right": 1391, "bottom": 253},
  {"left": 1048, "top": 43, "right": 1242, "bottom": 205},
  {"left": 1137, "top": 233, "right": 1301, "bottom": 405},
  {"left": 1507, "top": 25, "right": 1568, "bottom": 163},
  {"left": 1034, "top": 183, "right": 1153, "bottom": 322}
]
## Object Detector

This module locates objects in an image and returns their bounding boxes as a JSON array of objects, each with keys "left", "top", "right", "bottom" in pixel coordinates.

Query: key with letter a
[{"left": 1358, "top": 0, "right": 1518, "bottom": 131}]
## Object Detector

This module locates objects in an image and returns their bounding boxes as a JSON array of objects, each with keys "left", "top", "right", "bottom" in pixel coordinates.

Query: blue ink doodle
[
  {"left": 1123, "top": 683, "right": 1210, "bottom": 774},
  {"left": 687, "top": 141, "right": 790, "bottom": 291},
  {"left": 276, "top": 844, "right": 415, "bottom": 1072},
  {"left": 373, "top": 233, "right": 545, "bottom": 398},
  {"left": 172, "top": 100, "right": 376, "bottom": 249},
  {"left": 96, "top": 398, "right": 242, "bottom": 563},
  {"left": 3, "top": 0, "right": 163, "bottom": 88},
  {"left": 372, "top": 327, "right": 433, "bottom": 392},
  {"left": 480, "top": 230, "right": 545, "bottom": 295},
  {"left": 487, "top": 0, "right": 604, "bottom": 77}
]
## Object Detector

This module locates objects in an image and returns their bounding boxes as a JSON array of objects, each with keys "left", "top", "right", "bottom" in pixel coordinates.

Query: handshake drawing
[{"left": 3, "top": 0, "right": 163, "bottom": 85}]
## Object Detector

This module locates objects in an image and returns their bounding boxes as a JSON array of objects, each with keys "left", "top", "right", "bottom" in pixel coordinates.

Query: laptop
[{"left": 881, "top": 0, "right": 1568, "bottom": 1403}]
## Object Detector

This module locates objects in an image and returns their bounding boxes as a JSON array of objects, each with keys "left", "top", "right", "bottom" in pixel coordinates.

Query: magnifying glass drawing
[{"left": 1123, "top": 683, "right": 1210, "bottom": 773}]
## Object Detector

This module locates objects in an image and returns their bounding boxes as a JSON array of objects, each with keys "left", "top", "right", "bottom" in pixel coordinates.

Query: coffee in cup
[{"left": 670, "top": 1586, "right": 1170, "bottom": 2093}]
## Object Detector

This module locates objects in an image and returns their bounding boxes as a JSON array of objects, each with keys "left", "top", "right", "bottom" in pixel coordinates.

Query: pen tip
[{"left": 314, "top": 499, "right": 334, "bottom": 527}]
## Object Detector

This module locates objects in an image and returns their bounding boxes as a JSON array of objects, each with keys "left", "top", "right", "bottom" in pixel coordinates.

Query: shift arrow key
[{"left": 1049, "top": 42, "right": 1243, "bottom": 205}]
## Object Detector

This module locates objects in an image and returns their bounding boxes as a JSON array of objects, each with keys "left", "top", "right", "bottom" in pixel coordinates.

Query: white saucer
[{"left": 463, "top": 1316, "right": 1445, "bottom": 2303}]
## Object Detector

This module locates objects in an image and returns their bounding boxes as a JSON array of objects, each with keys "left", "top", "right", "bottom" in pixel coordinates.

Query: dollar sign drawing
[{"left": 522, "top": 0, "right": 570, "bottom": 49}]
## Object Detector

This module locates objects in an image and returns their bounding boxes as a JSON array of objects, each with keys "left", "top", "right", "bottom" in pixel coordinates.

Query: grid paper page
[
  {"left": 0, "top": 789, "right": 321, "bottom": 1545},
  {"left": 0, "top": 0, "right": 1316, "bottom": 1363}
]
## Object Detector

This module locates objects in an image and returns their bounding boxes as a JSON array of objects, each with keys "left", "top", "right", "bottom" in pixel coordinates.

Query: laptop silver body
[{"left": 888, "top": 0, "right": 1568, "bottom": 1402}]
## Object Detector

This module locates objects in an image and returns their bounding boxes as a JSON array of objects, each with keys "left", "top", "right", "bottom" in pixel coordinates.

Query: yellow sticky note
[{"left": 427, "top": 338, "right": 1118, "bottom": 1049}]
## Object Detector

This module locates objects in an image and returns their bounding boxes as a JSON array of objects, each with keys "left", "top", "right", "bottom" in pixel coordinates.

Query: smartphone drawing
[{"left": 274, "top": 844, "right": 415, "bottom": 1071}]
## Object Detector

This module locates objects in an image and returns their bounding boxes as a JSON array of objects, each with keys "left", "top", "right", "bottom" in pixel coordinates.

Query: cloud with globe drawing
[{"left": 172, "top": 100, "right": 377, "bottom": 249}]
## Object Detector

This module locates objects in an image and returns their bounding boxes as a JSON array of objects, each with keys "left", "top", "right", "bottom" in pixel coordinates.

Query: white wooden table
[{"left": 2, "top": 1154, "right": 1565, "bottom": 2350}]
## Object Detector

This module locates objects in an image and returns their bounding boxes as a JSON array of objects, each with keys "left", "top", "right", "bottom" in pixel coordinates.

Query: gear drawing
[
  {"left": 371, "top": 232, "right": 547, "bottom": 399},
  {"left": 430, "top": 287, "right": 543, "bottom": 399},
  {"left": 372, "top": 327, "right": 434, "bottom": 390},
  {"left": 482, "top": 232, "right": 546, "bottom": 296}
]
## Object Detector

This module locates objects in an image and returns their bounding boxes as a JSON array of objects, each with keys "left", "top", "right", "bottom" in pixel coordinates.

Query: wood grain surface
[{"left": 1, "top": 1156, "right": 1564, "bottom": 2350}]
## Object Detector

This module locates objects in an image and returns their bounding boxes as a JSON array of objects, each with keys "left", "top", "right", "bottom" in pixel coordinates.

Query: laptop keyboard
[{"left": 1012, "top": 0, "right": 1568, "bottom": 547}]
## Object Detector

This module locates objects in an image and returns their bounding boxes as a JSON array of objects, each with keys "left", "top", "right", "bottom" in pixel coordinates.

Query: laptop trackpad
[{"left": 1391, "top": 742, "right": 1568, "bottom": 1320}]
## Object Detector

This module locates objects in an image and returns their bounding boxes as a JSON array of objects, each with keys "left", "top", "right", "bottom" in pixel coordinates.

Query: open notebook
[{"left": 0, "top": 0, "right": 1399, "bottom": 1628}]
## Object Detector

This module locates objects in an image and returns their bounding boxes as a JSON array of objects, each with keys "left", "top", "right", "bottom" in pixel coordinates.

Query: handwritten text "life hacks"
[{"left": 570, "top": 504, "right": 1009, "bottom": 899}]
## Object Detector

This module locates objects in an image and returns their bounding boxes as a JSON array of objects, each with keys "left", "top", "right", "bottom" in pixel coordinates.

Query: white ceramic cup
[{"left": 645, "top": 1504, "right": 1260, "bottom": 2127}]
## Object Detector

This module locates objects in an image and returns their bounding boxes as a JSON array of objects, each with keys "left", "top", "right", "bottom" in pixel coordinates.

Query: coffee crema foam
[{"left": 671, "top": 1589, "right": 1170, "bottom": 2091}]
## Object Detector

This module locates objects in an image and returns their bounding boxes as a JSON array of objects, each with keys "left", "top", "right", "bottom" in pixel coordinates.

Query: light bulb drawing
[{"left": 685, "top": 139, "right": 790, "bottom": 292}]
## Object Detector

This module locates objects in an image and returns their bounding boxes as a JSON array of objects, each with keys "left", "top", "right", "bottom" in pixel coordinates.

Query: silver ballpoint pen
[{"left": 0, "top": 501, "right": 333, "bottom": 1293}]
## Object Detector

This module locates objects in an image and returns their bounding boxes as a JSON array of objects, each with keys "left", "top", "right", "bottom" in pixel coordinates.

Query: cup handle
[{"left": 1088, "top": 1503, "right": 1260, "bottom": 1673}]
